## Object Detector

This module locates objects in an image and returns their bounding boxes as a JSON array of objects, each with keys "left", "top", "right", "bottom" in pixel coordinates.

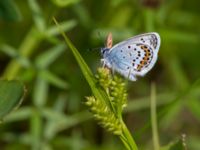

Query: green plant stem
[
  {"left": 121, "top": 120, "right": 138, "bottom": 150},
  {"left": 151, "top": 83, "right": 160, "bottom": 150},
  {"left": 53, "top": 18, "right": 138, "bottom": 150},
  {"left": 119, "top": 135, "right": 131, "bottom": 150},
  {"left": 3, "top": 27, "right": 42, "bottom": 79}
]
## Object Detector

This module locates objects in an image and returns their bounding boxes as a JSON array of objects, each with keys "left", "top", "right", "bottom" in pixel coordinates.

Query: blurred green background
[{"left": 0, "top": 0, "right": 200, "bottom": 149}]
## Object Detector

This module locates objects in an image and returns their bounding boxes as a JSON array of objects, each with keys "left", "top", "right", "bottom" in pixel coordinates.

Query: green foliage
[
  {"left": 0, "top": 80, "right": 24, "bottom": 119},
  {"left": 0, "top": 0, "right": 200, "bottom": 149},
  {"left": 0, "top": 0, "right": 21, "bottom": 21},
  {"left": 161, "top": 137, "right": 186, "bottom": 150},
  {"left": 85, "top": 96, "right": 122, "bottom": 135},
  {"left": 95, "top": 68, "right": 128, "bottom": 116},
  {"left": 54, "top": 19, "right": 138, "bottom": 149},
  {"left": 50, "top": 0, "right": 80, "bottom": 7},
  {"left": 85, "top": 68, "right": 128, "bottom": 135}
]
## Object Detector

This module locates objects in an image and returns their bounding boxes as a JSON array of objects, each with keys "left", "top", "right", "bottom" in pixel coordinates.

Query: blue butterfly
[{"left": 101, "top": 32, "right": 161, "bottom": 81}]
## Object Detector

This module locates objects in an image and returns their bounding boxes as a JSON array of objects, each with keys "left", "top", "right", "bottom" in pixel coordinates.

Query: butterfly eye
[{"left": 101, "top": 48, "right": 109, "bottom": 55}]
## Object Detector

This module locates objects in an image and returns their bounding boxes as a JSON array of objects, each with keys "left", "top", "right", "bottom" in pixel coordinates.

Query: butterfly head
[{"left": 101, "top": 47, "right": 110, "bottom": 57}]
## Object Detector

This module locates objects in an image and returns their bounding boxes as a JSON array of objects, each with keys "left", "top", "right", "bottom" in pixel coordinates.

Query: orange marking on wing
[
  {"left": 137, "top": 64, "right": 142, "bottom": 71},
  {"left": 140, "top": 60, "right": 145, "bottom": 65}
]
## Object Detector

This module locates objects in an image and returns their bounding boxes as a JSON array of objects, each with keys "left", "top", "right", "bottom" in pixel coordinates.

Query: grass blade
[{"left": 52, "top": 17, "right": 111, "bottom": 108}]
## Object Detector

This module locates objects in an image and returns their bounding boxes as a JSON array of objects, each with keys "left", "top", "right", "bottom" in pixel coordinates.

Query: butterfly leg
[
  {"left": 126, "top": 69, "right": 136, "bottom": 81},
  {"left": 127, "top": 69, "right": 131, "bottom": 79},
  {"left": 129, "top": 74, "right": 137, "bottom": 81},
  {"left": 111, "top": 66, "right": 115, "bottom": 75},
  {"left": 101, "top": 59, "right": 106, "bottom": 67}
]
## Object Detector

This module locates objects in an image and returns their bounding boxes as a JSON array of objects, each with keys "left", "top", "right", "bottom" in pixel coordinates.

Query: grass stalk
[{"left": 151, "top": 83, "right": 160, "bottom": 150}]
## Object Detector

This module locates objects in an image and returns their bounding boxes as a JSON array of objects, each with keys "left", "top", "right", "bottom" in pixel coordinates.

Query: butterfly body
[{"left": 101, "top": 32, "right": 161, "bottom": 81}]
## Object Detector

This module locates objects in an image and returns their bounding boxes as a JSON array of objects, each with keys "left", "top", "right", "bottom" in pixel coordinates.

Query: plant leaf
[
  {"left": 161, "top": 139, "right": 185, "bottom": 150},
  {"left": 0, "top": 0, "right": 22, "bottom": 21},
  {"left": 40, "top": 70, "right": 68, "bottom": 89},
  {"left": 28, "top": 0, "right": 46, "bottom": 31},
  {"left": 53, "top": 17, "right": 112, "bottom": 110},
  {"left": 35, "top": 44, "right": 66, "bottom": 69},
  {"left": 0, "top": 80, "right": 25, "bottom": 119},
  {"left": 46, "top": 20, "right": 77, "bottom": 36},
  {"left": 51, "top": 0, "right": 80, "bottom": 7}
]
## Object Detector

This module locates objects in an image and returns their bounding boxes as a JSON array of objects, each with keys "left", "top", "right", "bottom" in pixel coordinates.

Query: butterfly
[{"left": 101, "top": 32, "right": 161, "bottom": 81}]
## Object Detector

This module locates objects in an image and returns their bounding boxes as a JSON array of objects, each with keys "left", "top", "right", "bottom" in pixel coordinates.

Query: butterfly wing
[
  {"left": 109, "top": 32, "right": 160, "bottom": 53},
  {"left": 106, "top": 32, "right": 160, "bottom": 80}
]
